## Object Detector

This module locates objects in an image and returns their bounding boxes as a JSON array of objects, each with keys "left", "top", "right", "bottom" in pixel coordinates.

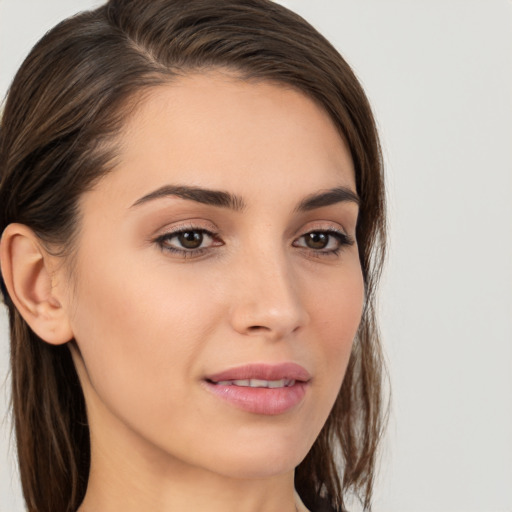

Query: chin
[
  {"left": 193, "top": 429, "right": 314, "bottom": 481},
  {"left": 209, "top": 454, "right": 302, "bottom": 481}
]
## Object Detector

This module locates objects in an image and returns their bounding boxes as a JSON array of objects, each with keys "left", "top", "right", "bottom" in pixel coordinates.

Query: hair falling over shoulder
[{"left": 0, "top": 1, "right": 388, "bottom": 511}]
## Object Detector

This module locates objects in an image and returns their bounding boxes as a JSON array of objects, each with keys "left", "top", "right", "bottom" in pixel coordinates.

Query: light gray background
[{"left": 1, "top": 1, "right": 511, "bottom": 511}]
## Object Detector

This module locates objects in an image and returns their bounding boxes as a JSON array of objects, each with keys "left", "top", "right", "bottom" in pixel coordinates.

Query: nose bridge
[{"left": 229, "top": 241, "right": 309, "bottom": 339}]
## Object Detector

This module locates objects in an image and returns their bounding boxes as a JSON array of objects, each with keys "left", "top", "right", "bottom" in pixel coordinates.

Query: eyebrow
[
  {"left": 131, "top": 184, "right": 246, "bottom": 211},
  {"left": 130, "top": 184, "right": 359, "bottom": 212},
  {"left": 294, "top": 186, "right": 360, "bottom": 212}
]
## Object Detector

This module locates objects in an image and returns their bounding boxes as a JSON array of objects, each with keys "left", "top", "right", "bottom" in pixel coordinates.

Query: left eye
[{"left": 293, "top": 230, "right": 351, "bottom": 252}]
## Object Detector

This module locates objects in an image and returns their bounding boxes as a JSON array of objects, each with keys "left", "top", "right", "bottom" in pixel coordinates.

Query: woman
[{"left": 0, "top": 1, "right": 387, "bottom": 511}]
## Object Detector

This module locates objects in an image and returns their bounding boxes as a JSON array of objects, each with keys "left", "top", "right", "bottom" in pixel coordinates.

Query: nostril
[{"left": 248, "top": 325, "right": 269, "bottom": 332}]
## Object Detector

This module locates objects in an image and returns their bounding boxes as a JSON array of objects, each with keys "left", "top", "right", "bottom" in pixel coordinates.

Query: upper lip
[{"left": 205, "top": 363, "right": 311, "bottom": 383}]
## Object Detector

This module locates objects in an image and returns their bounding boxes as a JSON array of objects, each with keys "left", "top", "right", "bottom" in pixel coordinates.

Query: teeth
[
  {"left": 249, "top": 379, "right": 270, "bottom": 387},
  {"left": 215, "top": 379, "right": 296, "bottom": 388},
  {"left": 233, "top": 379, "right": 251, "bottom": 386}
]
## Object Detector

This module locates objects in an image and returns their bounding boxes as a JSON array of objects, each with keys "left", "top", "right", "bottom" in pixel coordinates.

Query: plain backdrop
[{"left": 1, "top": 1, "right": 511, "bottom": 511}]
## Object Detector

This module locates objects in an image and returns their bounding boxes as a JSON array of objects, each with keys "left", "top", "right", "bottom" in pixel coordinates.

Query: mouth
[
  {"left": 209, "top": 378, "right": 297, "bottom": 388},
  {"left": 205, "top": 362, "right": 311, "bottom": 383},
  {"left": 203, "top": 363, "right": 311, "bottom": 415}
]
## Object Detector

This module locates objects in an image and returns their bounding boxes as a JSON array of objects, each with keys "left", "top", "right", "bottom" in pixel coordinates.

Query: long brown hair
[{"left": 0, "top": 1, "right": 387, "bottom": 511}]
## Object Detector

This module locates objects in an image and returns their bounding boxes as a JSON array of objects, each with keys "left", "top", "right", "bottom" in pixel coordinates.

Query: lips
[
  {"left": 214, "top": 378, "right": 296, "bottom": 388},
  {"left": 204, "top": 363, "right": 311, "bottom": 415},
  {"left": 206, "top": 362, "right": 311, "bottom": 383}
]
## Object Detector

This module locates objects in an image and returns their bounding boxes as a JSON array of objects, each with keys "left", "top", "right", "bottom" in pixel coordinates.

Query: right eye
[{"left": 155, "top": 228, "right": 222, "bottom": 257}]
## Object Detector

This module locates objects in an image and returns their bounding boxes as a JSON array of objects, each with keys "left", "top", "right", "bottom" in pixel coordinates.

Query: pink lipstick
[{"left": 204, "top": 363, "right": 311, "bottom": 415}]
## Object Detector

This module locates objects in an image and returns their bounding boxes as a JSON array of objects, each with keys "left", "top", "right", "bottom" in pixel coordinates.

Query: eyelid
[
  {"left": 294, "top": 227, "right": 354, "bottom": 248},
  {"left": 152, "top": 219, "right": 219, "bottom": 239},
  {"left": 152, "top": 221, "right": 223, "bottom": 259},
  {"left": 299, "top": 226, "right": 353, "bottom": 242},
  {"left": 294, "top": 219, "right": 354, "bottom": 242},
  {"left": 297, "top": 219, "right": 352, "bottom": 234},
  {"left": 291, "top": 221, "right": 355, "bottom": 258}
]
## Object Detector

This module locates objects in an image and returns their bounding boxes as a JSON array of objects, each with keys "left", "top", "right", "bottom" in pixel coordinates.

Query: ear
[{"left": 0, "top": 223, "right": 73, "bottom": 345}]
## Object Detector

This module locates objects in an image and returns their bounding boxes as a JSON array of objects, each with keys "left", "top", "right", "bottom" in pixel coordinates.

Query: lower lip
[{"left": 204, "top": 381, "right": 308, "bottom": 415}]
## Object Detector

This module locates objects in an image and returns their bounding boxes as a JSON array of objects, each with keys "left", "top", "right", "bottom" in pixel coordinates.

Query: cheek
[
  {"left": 69, "top": 274, "right": 148, "bottom": 419},
  {"left": 306, "top": 259, "right": 364, "bottom": 392},
  {"left": 311, "top": 258, "right": 364, "bottom": 342},
  {"left": 67, "top": 250, "right": 215, "bottom": 418}
]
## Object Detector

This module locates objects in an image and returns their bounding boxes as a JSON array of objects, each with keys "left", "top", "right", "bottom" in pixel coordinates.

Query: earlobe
[{"left": 0, "top": 223, "right": 73, "bottom": 345}]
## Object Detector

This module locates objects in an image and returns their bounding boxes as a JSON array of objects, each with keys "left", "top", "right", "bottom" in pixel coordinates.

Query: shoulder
[
  {"left": 310, "top": 497, "right": 344, "bottom": 512},
  {"left": 295, "top": 490, "right": 344, "bottom": 512}
]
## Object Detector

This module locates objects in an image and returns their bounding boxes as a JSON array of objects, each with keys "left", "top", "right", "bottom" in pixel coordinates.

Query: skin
[{"left": 2, "top": 71, "right": 364, "bottom": 512}]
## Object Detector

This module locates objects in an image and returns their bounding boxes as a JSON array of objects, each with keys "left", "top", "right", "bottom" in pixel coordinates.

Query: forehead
[{"left": 91, "top": 71, "right": 356, "bottom": 209}]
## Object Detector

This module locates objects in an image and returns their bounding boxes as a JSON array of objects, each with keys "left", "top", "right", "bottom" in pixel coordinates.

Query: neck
[
  {"left": 80, "top": 460, "right": 299, "bottom": 512},
  {"left": 78, "top": 411, "right": 303, "bottom": 512}
]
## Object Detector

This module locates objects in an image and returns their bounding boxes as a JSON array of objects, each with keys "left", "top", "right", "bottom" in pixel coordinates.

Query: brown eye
[
  {"left": 293, "top": 229, "right": 353, "bottom": 255},
  {"left": 304, "top": 232, "right": 329, "bottom": 249},
  {"left": 156, "top": 228, "right": 219, "bottom": 254},
  {"left": 178, "top": 231, "right": 204, "bottom": 249}
]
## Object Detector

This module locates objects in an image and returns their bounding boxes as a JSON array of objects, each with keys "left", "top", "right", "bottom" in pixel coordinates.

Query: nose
[{"left": 228, "top": 249, "right": 310, "bottom": 341}]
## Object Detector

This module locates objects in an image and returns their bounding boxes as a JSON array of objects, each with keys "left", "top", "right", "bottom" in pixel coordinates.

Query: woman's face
[{"left": 66, "top": 71, "right": 364, "bottom": 480}]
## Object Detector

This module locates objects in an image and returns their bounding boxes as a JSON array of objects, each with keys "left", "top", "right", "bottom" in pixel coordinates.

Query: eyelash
[{"left": 154, "top": 226, "right": 354, "bottom": 259}]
